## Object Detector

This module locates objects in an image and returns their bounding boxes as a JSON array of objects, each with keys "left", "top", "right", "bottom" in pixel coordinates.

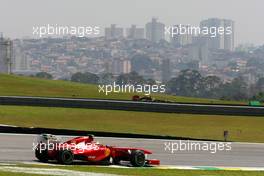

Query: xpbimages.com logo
[
  {"left": 98, "top": 82, "right": 166, "bottom": 95},
  {"left": 164, "top": 141, "right": 232, "bottom": 154},
  {"left": 32, "top": 24, "right": 100, "bottom": 38},
  {"left": 165, "top": 24, "right": 233, "bottom": 38}
]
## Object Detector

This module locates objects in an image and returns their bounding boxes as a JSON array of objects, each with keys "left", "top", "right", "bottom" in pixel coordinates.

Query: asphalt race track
[
  {"left": 1, "top": 96, "right": 264, "bottom": 116},
  {"left": 0, "top": 133, "right": 264, "bottom": 167}
]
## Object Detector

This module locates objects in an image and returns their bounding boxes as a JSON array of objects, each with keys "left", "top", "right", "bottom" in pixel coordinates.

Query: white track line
[{"left": 0, "top": 166, "right": 119, "bottom": 176}]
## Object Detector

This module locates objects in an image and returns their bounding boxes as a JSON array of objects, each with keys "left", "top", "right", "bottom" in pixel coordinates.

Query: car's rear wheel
[
  {"left": 58, "top": 150, "right": 73, "bottom": 165},
  {"left": 130, "top": 150, "right": 145, "bottom": 167},
  {"left": 35, "top": 148, "right": 49, "bottom": 162}
]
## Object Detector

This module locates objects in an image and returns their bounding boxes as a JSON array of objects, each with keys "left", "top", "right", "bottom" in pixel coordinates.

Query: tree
[
  {"left": 71, "top": 72, "right": 99, "bottom": 84},
  {"left": 219, "top": 77, "right": 248, "bottom": 101},
  {"left": 116, "top": 71, "right": 145, "bottom": 85},
  {"left": 145, "top": 78, "right": 156, "bottom": 85},
  {"left": 202, "top": 76, "right": 222, "bottom": 98},
  {"left": 252, "top": 92, "right": 264, "bottom": 102},
  {"left": 131, "top": 54, "right": 156, "bottom": 72},
  {"left": 99, "top": 73, "right": 115, "bottom": 84},
  {"left": 35, "top": 72, "right": 53, "bottom": 79},
  {"left": 256, "top": 78, "right": 264, "bottom": 92},
  {"left": 167, "top": 70, "right": 204, "bottom": 97}
]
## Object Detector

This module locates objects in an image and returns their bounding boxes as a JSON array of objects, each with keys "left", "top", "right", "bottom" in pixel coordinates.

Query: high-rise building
[
  {"left": 161, "top": 59, "right": 171, "bottom": 83},
  {"left": 122, "top": 59, "right": 131, "bottom": 74},
  {"left": 145, "top": 18, "right": 165, "bottom": 43},
  {"left": 200, "top": 18, "right": 234, "bottom": 51},
  {"left": 188, "top": 36, "right": 209, "bottom": 65},
  {"left": 0, "top": 34, "right": 13, "bottom": 73},
  {"left": 126, "top": 25, "right": 144, "bottom": 39},
  {"left": 223, "top": 20, "right": 235, "bottom": 51},
  {"left": 13, "top": 40, "right": 28, "bottom": 71},
  {"left": 170, "top": 25, "right": 193, "bottom": 47},
  {"left": 105, "top": 24, "right": 124, "bottom": 40},
  {"left": 111, "top": 58, "right": 131, "bottom": 75}
]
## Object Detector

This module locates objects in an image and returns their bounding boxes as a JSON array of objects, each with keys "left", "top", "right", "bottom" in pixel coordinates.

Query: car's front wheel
[{"left": 130, "top": 150, "right": 145, "bottom": 167}]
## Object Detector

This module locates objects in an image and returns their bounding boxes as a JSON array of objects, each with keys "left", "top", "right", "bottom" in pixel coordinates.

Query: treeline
[
  {"left": 167, "top": 70, "right": 264, "bottom": 102},
  {"left": 33, "top": 71, "right": 154, "bottom": 85},
  {"left": 34, "top": 70, "right": 264, "bottom": 102},
  {"left": 70, "top": 71, "right": 155, "bottom": 85}
]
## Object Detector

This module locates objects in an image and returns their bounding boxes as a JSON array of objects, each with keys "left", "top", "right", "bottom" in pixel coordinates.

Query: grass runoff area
[
  {"left": 0, "top": 164, "right": 263, "bottom": 176},
  {"left": 0, "top": 74, "right": 263, "bottom": 142},
  {"left": 0, "top": 73, "right": 243, "bottom": 105},
  {"left": 0, "top": 172, "right": 47, "bottom": 176},
  {"left": 1, "top": 105, "right": 264, "bottom": 142}
]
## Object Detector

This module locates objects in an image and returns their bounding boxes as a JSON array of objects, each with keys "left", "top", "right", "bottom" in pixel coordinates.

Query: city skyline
[{"left": 0, "top": 0, "right": 263, "bottom": 45}]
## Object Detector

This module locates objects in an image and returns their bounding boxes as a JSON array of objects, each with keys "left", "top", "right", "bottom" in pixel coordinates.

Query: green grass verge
[
  {"left": 1, "top": 164, "right": 263, "bottom": 176},
  {"left": 0, "top": 172, "right": 48, "bottom": 176},
  {"left": 0, "top": 74, "right": 243, "bottom": 105},
  {"left": 1, "top": 105, "right": 264, "bottom": 142}
]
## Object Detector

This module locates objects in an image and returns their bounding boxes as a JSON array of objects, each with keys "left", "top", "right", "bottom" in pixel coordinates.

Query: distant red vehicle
[
  {"left": 35, "top": 134, "right": 160, "bottom": 167},
  {"left": 132, "top": 95, "right": 172, "bottom": 103},
  {"left": 132, "top": 95, "right": 153, "bottom": 102}
]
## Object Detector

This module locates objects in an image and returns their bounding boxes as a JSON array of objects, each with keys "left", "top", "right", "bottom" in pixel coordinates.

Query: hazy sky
[{"left": 0, "top": 0, "right": 263, "bottom": 45}]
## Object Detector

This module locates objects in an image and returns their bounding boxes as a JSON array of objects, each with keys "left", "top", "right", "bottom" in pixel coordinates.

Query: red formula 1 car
[{"left": 34, "top": 134, "right": 160, "bottom": 167}]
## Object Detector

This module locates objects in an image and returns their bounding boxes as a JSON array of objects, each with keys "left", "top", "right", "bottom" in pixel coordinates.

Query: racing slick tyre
[
  {"left": 130, "top": 150, "right": 146, "bottom": 167},
  {"left": 58, "top": 150, "right": 74, "bottom": 165},
  {"left": 35, "top": 148, "right": 49, "bottom": 162}
]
